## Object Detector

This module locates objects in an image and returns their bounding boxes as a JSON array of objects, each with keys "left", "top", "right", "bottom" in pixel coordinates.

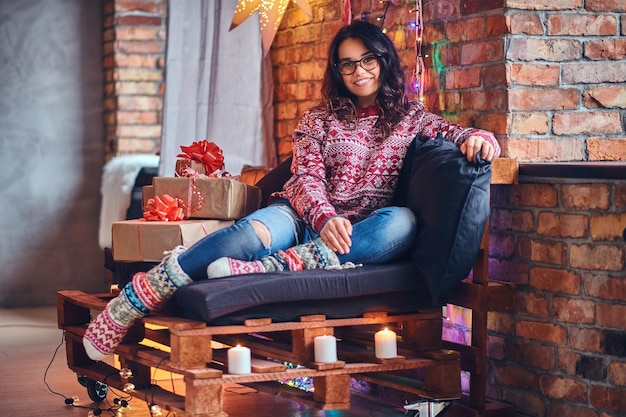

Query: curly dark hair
[{"left": 321, "top": 20, "right": 409, "bottom": 136}]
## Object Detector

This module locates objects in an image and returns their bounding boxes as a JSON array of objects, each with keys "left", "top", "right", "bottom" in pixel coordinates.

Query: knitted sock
[
  {"left": 207, "top": 238, "right": 340, "bottom": 278},
  {"left": 83, "top": 246, "right": 191, "bottom": 361}
]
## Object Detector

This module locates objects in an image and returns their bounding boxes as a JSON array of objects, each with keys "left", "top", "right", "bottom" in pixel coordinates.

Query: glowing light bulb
[
  {"left": 119, "top": 368, "right": 133, "bottom": 378},
  {"left": 150, "top": 404, "right": 163, "bottom": 416},
  {"left": 123, "top": 382, "right": 135, "bottom": 393}
]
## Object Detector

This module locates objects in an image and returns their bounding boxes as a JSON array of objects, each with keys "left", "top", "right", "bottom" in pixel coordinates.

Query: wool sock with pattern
[
  {"left": 207, "top": 238, "right": 340, "bottom": 278},
  {"left": 83, "top": 246, "right": 192, "bottom": 361}
]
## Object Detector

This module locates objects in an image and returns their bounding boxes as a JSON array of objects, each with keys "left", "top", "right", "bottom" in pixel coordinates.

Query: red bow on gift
[
  {"left": 143, "top": 194, "right": 185, "bottom": 221},
  {"left": 177, "top": 140, "right": 224, "bottom": 175}
]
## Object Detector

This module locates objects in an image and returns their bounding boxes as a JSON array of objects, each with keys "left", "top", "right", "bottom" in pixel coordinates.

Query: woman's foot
[
  {"left": 207, "top": 238, "right": 339, "bottom": 278},
  {"left": 82, "top": 246, "right": 191, "bottom": 360}
]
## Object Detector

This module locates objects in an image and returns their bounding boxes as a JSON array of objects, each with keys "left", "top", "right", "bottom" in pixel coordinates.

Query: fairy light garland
[{"left": 413, "top": 0, "right": 426, "bottom": 103}]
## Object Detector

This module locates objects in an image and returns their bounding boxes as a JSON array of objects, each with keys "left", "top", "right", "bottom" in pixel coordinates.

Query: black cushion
[
  {"left": 173, "top": 262, "right": 430, "bottom": 324},
  {"left": 403, "top": 136, "right": 492, "bottom": 305}
]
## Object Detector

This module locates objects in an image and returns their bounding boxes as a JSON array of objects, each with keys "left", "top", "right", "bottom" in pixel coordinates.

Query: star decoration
[{"left": 230, "top": 0, "right": 312, "bottom": 56}]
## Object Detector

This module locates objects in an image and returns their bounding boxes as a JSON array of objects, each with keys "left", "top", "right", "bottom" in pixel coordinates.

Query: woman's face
[{"left": 337, "top": 37, "right": 380, "bottom": 108}]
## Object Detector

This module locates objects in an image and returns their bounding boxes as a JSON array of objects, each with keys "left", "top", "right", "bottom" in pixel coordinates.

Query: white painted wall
[{"left": 0, "top": 0, "right": 108, "bottom": 307}]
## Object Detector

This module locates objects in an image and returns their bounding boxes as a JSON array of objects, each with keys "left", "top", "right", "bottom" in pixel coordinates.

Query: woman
[{"left": 83, "top": 20, "right": 500, "bottom": 361}]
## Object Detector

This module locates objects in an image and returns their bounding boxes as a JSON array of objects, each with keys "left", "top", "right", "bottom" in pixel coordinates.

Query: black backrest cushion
[
  {"left": 255, "top": 157, "right": 293, "bottom": 208},
  {"left": 403, "top": 136, "right": 492, "bottom": 306}
]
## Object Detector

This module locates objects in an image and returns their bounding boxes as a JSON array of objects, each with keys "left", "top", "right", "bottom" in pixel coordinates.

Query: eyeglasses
[{"left": 335, "top": 54, "right": 381, "bottom": 75}]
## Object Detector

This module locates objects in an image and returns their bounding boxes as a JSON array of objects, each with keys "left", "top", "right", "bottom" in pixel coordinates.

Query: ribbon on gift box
[
  {"left": 143, "top": 194, "right": 185, "bottom": 221},
  {"left": 184, "top": 175, "right": 205, "bottom": 219},
  {"left": 177, "top": 140, "right": 225, "bottom": 176}
]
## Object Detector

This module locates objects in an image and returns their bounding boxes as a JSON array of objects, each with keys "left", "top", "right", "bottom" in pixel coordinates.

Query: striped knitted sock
[
  {"left": 207, "top": 238, "right": 340, "bottom": 278},
  {"left": 83, "top": 246, "right": 191, "bottom": 361}
]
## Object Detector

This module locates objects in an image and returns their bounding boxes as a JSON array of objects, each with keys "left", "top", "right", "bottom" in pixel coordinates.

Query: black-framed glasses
[{"left": 335, "top": 54, "right": 381, "bottom": 75}]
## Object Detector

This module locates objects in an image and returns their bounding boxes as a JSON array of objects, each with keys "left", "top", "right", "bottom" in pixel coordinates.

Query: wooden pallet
[{"left": 58, "top": 290, "right": 462, "bottom": 416}]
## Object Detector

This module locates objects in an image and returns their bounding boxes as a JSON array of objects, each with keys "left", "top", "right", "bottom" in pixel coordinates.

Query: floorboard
[{"left": 0, "top": 307, "right": 408, "bottom": 417}]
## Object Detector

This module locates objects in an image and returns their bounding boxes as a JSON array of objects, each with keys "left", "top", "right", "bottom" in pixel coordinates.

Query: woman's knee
[
  {"left": 378, "top": 206, "right": 417, "bottom": 237},
  {"left": 250, "top": 220, "right": 271, "bottom": 247}
]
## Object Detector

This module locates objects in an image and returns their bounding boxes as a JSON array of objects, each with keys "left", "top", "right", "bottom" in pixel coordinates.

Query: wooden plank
[
  {"left": 355, "top": 372, "right": 426, "bottom": 394},
  {"left": 57, "top": 290, "right": 111, "bottom": 311},
  {"left": 313, "top": 374, "right": 351, "bottom": 405},
  {"left": 244, "top": 317, "right": 273, "bottom": 326},
  {"left": 487, "top": 280, "right": 516, "bottom": 311},
  {"left": 56, "top": 291, "right": 91, "bottom": 328},
  {"left": 177, "top": 312, "right": 435, "bottom": 337},
  {"left": 246, "top": 380, "right": 351, "bottom": 410},
  {"left": 184, "top": 375, "right": 227, "bottom": 417},
  {"left": 217, "top": 359, "right": 441, "bottom": 384},
  {"left": 170, "top": 331, "right": 213, "bottom": 368},
  {"left": 491, "top": 158, "right": 518, "bottom": 184},
  {"left": 144, "top": 314, "right": 208, "bottom": 332},
  {"left": 442, "top": 342, "right": 483, "bottom": 376}
]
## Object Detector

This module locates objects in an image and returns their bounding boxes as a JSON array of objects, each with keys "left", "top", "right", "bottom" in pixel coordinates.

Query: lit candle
[
  {"left": 314, "top": 335, "right": 337, "bottom": 363},
  {"left": 374, "top": 327, "right": 397, "bottom": 359},
  {"left": 227, "top": 344, "right": 251, "bottom": 374}
]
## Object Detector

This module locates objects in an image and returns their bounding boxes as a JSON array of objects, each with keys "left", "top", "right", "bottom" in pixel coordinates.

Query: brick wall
[
  {"left": 102, "top": 0, "right": 166, "bottom": 159},
  {"left": 502, "top": 0, "right": 626, "bottom": 161},
  {"left": 488, "top": 176, "right": 626, "bottom": 416}
]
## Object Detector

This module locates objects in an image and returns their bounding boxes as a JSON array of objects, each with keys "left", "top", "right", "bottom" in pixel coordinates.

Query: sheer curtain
[{"left": 160, "top": 0, "right": 276, "bottom": 177}]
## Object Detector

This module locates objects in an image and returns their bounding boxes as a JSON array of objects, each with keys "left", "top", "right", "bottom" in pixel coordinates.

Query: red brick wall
[
  {"left": 488, "top": 178, "right": 626, "bottom": 416},
  {"left": 502, "top": 1, "right": 626, "bottom": 162},
  {"left": 102, "top": 0, "right": 166, "bottom": 159}
]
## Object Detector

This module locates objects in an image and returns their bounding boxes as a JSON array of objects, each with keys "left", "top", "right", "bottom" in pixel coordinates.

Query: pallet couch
[{"left": 58, "top": 138, "right": 518, "bottom": 417}]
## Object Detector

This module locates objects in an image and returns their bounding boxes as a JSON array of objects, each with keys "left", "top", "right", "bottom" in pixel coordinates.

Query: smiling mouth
[{"left": 354, "top": 78, "right": 372, "bottom": 87}]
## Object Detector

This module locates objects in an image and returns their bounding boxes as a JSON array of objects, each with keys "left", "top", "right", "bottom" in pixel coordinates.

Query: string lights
[
  {"left": 413, "top": 0, "right": 426, "bottom": 103},
  {"left": 44, "top": 332, "right": 171, "bottom": 416}
]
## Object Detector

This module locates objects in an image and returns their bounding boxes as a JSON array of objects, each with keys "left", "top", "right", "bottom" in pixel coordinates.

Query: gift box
[
  {"left": 112, "top": 219, "right": 233, "bottom": 262},
  {"left": 151, "top": 177, "right": 261, "bottom": 220},
  {"left": 176, "top": 140, "right": 225, "bottom": 177},
  {"left": 142, "top": 185, "right": 153, "bottom": 210},
  {"left": 176, "top": 158, "right": 212, "bottom": 177}
]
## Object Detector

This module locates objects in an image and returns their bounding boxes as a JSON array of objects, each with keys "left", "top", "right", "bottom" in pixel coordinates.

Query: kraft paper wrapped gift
[
  {"left": 142, "top": 185, "right": 153, "bottom": 210},
  {"left": 151, "top": 177, "right": 261, "bottom": 220},
  {"left": 112, "top": 219, "right": 233, "bottom": 262},
  {"left": 176, "top": 158, "right": 211, "bottom": 177}
]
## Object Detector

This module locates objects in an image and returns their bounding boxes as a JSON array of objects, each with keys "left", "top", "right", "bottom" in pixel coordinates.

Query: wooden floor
[{"left": 0, "top": 306, "right": 410, "bottom": 417}]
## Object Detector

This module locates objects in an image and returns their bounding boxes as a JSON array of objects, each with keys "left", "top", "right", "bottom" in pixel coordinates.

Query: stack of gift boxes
[{"left": 111, "top": 141, "right": 262, "bottom": 262}]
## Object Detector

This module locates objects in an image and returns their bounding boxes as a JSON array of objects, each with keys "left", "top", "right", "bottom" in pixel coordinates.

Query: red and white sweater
[{"left": 272, "top": 101, "right": 501, "bottom": 233}]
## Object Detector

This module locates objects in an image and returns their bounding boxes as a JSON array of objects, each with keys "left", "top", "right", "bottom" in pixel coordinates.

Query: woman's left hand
[
  {"left": 460, "top": 136, "right": 496, "bottom": 164},
  {"left": 320, "top": 217, "right": 353, "bottom": 255}
]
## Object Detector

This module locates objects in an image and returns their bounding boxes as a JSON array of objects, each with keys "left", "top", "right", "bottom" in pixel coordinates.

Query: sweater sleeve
[
  {"left": 413, "top": 104, "right": 501, "bottom": 157},
  {"left": 281, "top": 109, "right": 338, "bottom": 232}
]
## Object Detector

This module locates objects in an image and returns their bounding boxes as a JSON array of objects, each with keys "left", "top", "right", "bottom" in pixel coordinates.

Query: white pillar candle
[
  {"left": 227, "top": 344, "right": 251, "bottom": 374},
  {"left": 314, "top": 335, "right": 337, "bottom": 363},
  {"left": 374, "top": 327, "right": 397, "bottom": 359}
]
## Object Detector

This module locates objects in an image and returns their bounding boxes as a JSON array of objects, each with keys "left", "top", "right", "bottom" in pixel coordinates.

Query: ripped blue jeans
[{"left": 177, "top": 200, "right": 417, "bottom": 281}]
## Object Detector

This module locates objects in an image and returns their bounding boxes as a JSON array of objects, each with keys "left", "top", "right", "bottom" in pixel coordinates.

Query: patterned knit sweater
[{"left": 272, "top": 101, "right": 501, "bottom": 233}]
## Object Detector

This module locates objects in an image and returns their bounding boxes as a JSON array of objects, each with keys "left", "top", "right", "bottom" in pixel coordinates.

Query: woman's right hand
[{"left": 320, "top": 217, "right": 352, "bottom": 255}]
